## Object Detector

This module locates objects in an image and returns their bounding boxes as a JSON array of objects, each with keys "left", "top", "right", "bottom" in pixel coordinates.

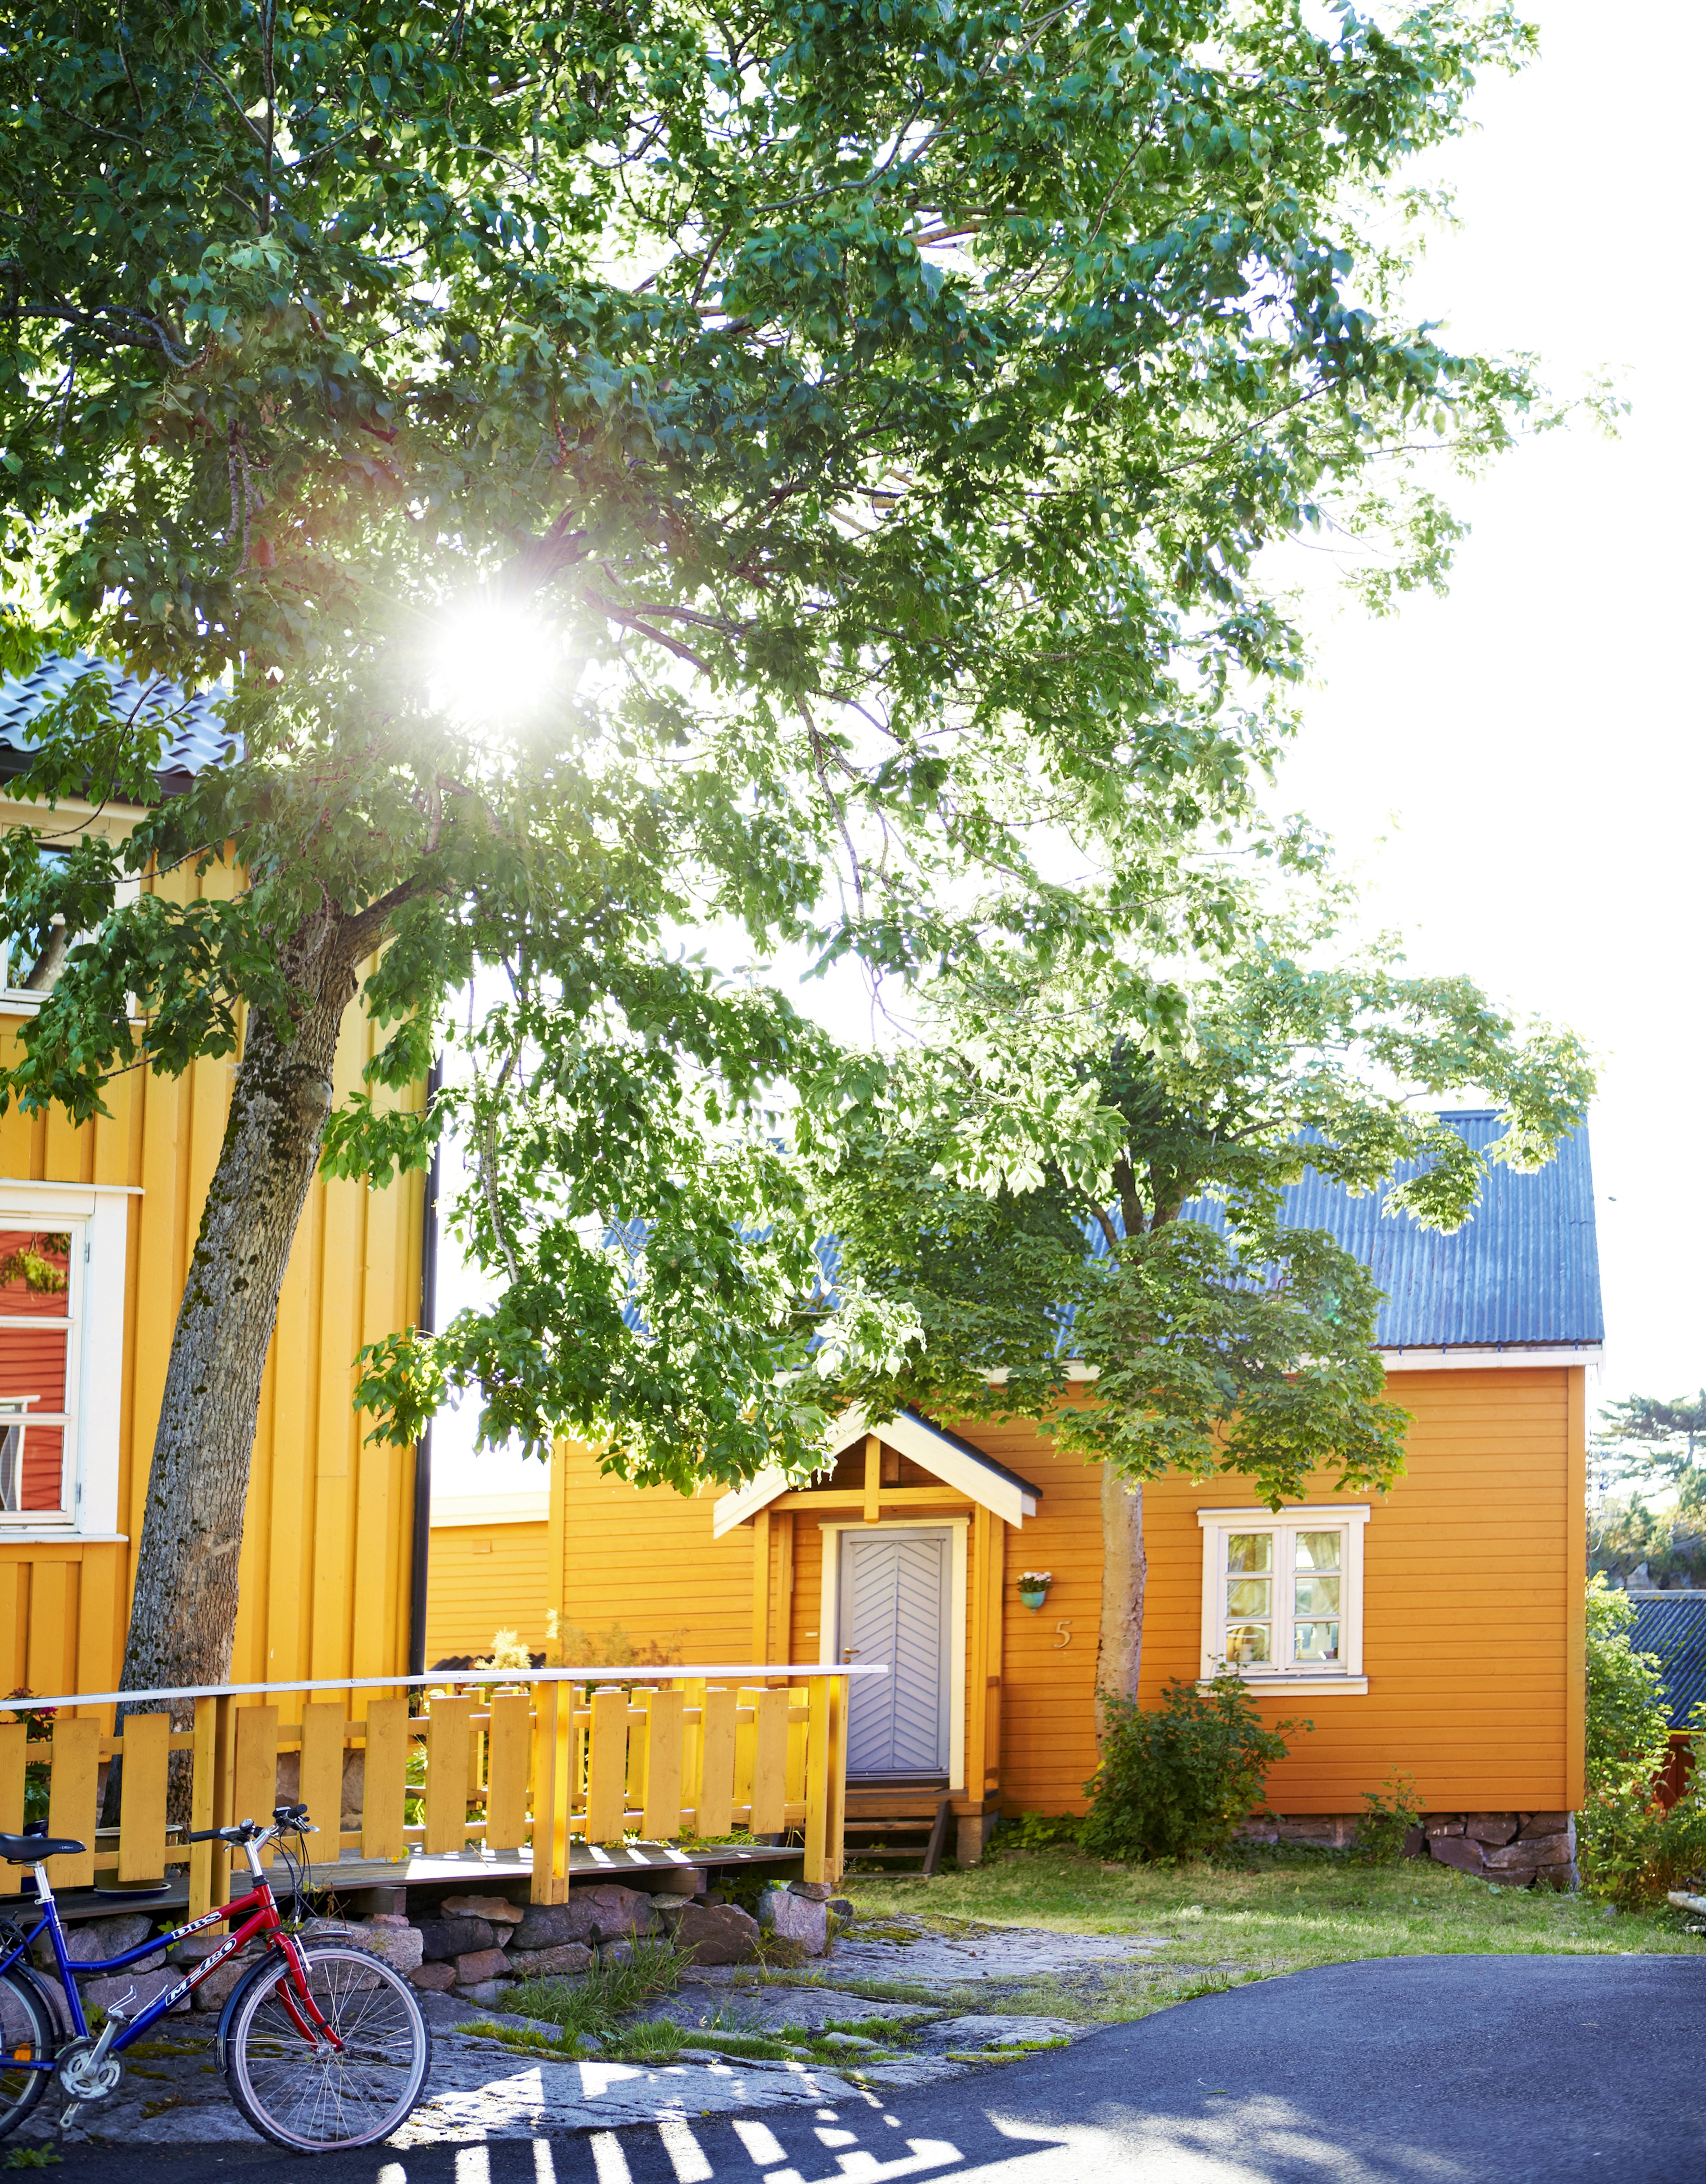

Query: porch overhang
[{"left": 713, "top": 1406, "right": 1040, "bottom": 1537}]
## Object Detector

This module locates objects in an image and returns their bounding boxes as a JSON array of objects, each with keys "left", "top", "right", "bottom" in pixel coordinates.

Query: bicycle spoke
[
  {"left": 0, "top": 1970, "right": 51, "bottom": 2138},
  {"left": 226, "top": 1946, "right": 429, "bottom": 2151}
]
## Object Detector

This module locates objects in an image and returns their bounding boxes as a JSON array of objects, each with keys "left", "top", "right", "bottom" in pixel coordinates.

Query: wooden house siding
[
  {"left": 426, "top": 1517, "right": 552, "bottom": 1663},
  {"left": 938, "top": 1418, "right": 1103, "bottom": 1816},
  {"left": 1139, "top": 1368, "right": 1580, "bottom": 1813},
  {"left": 0, "top": 833, "right": 425, "bottom": 1712},
  {"left": 557, "top": 1444, "right": 753, "bottom": 1665},
  {"left": 531, "top": 1363, "right": 1585, "bottom": 1822}
]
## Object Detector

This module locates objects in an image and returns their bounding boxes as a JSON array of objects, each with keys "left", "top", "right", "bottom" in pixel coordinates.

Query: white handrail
[{"left": 3, "top": 1662, "right": 886, "bottom": 1712}]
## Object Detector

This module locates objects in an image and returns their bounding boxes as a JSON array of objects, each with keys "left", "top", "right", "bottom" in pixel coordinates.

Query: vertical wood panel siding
[{"left": 0, "top": 849, "right": 425, "bottom": 1713}]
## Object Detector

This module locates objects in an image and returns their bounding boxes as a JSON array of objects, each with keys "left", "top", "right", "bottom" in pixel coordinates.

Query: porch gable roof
[{"left": 712, "top": 1406, "right": 1040, "bottom": 1537}]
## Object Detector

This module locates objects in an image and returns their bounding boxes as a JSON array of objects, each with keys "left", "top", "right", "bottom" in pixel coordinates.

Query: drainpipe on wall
[{"left": 407, "top": 1057, "right": 442, "bottom": 1678}]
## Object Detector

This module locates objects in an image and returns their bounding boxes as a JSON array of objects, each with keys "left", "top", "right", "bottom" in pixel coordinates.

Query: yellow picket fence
[{"left": 4, "top": 1665, "right": 859, "bottom": 1915}]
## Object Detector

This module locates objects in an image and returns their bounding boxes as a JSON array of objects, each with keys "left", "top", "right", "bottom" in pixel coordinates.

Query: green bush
[
  {"left": 1080, "top": 1676, "right": 1304, "bottom": 1865},
  {"left": 1352, "top": 1770, "right": 1423, "bottom": 1865},
  {"left": 1578, "top": 1575, "right": 1706, "bottom": 1906}
]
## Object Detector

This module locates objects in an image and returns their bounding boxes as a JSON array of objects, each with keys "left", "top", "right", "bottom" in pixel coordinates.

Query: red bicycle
[{"left": 0, "top": 1802, "right": 431, "bottom": 2151}]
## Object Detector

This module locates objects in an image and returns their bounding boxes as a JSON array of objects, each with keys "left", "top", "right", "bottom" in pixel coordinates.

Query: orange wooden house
[{"left": 439, "top": 1114, "right": 1601, "bottom": 1865}]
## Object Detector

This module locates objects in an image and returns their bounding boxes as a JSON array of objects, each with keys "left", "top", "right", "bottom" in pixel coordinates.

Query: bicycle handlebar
[{"left": 186, "top": 1804, "right": 318, "bottom": 1847}]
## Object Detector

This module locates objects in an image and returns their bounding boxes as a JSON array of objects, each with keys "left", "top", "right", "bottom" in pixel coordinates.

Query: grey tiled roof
[
  {"left": 1629, "top": 1593, "right": 1706, "bottom": 1728},
  {"left": 1098, "top": 1112, "right": 1602, "bottom": 1353},
  {"left": 0, "top": 651, "right": 236, "bottom": 792}
]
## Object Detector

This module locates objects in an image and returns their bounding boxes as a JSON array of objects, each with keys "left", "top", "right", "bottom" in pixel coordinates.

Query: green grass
[
  {"left": 836, "top": 1843, "right": 1706, "bottom": 2022},
  {"left": 500, "top": 1943, "right": 682, "bottom": 2048}
]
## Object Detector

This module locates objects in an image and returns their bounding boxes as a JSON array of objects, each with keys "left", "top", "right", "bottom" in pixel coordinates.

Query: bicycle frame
[{"left": 0, "top": 1856, "right": 335, "bottom": 2065}]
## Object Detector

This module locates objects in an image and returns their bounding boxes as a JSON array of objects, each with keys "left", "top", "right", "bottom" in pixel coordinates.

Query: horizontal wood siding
[
  {"left": 937, "top": 1420, "right": 1104, "bottom": 1816},
  {"left": 790, "top": 1515, "right": 825, "bottom": 1663},
  {"left": 0, "top": 847, "right": 424, "bottom": 1711},
  {"left": 1143, "top": 1367, "right": 1574, "bottom": 1813},
  {"left": 548, "top": 1368, "right": 1578, "bottom": 1819},
  {"left": 426, "top": 1520, "right": 552, "bottom": 1662},
  {"left": 558, "top": 1445, "right": 751, "bottom": 1663}
]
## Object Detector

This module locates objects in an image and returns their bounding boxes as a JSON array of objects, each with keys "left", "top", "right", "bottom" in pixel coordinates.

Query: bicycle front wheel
[
  {"left": 0, "top": 1966, "right": 55, "bottom": 2143},
  {"left": 221, "top": 1943, "right": 431, "bottom": 2151}
]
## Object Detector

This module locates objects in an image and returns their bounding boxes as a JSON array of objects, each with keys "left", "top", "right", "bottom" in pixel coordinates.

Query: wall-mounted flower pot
[{"left": 1017, "top": 1575, "right": 1052, "bottom": 1613}]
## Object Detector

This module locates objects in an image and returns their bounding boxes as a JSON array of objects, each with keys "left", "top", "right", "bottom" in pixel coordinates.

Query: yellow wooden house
[
  {"left": 0, "top": 654, "right": 427, "bottom": 1713},
  {"left": 434, "top": 1114, "right": 1600, "bottom": 1863}
]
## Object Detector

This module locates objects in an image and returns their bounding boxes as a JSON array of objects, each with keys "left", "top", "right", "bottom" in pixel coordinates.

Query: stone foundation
[
  {"left": 327, "top": 1875, "right": 809, "bottom": 2002},
  {"left": 1239, "top": 1810, "right": 1578, "bottom": 1888}
]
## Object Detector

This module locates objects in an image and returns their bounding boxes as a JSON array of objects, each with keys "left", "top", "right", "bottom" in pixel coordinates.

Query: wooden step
[{"left": 842, "top": 1795, "right": 954, "bottom": 1877}]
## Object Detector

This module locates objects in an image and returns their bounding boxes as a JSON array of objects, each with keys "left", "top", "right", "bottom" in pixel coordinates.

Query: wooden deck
[{"left": 5, "top": 1839, "right": 810, "bottom": 1924}]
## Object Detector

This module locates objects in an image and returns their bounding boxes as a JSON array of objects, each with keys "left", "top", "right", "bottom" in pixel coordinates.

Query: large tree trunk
[
  {"left": 1095, "top": 1462, "right": 1145, "bottom": 1742},
  {"left": 107, "top": 924, "right": 361, "bottom": 1815}
]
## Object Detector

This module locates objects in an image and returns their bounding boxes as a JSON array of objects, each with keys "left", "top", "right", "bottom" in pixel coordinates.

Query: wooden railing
[{"left": 1, "top": 1663, "right": 868, "bottom": 1916}]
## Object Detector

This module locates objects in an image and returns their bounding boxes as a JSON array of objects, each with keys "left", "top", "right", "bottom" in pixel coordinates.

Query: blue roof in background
[
  {"left": 1629, "top": 1594, "right": 1706, "bottom": 1728},
  {"left": 0, "top": 651, "right": 235, "bottom": 794},
  {"left": 1150, "top": 1111, "right": 1603, "bottom": 1351}
]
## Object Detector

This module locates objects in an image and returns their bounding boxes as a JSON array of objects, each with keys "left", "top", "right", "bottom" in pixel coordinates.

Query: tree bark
[
  {"left": 1095, "top": 1461, "right": 1145, "bottom": 1741},
  {"left": 108, "top": 919, "right": 363, "bottom": 1815}
]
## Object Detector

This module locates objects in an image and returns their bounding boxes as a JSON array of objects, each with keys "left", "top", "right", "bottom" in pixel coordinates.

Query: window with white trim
[
  {"left": 0, "top": 1225, "right": 80, "bottom": 1521},
  {"left": 0, "top": 1184, "right": 129, "bottom": 1537},
  {"left": 1197, "top": 1506, "right": 1370, "bottom": 1690}
]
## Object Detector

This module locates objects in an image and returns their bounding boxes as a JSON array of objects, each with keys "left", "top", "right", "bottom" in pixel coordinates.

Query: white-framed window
[
  {"left": 0, "top": 864, "right": 140, "bottom": 1008},
  {"left": 0, "top": 1183, "right": 131, "bottom": 1538},
  {"left": 1197, "top": 1505, "right": 1371, "bottom": 1694}
]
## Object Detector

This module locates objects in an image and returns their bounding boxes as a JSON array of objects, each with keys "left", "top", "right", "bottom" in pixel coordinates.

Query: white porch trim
[{"left": 712, "top": 1406, "right": 1039, "bottom": 1537}]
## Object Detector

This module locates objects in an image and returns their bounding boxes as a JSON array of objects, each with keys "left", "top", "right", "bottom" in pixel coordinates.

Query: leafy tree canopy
[
  {"left": 0, "top": 0, "right": 1565, "bottom": 1498},
  {"left": 814, "top": 887, "right": 1594, "bottom": 1506}
]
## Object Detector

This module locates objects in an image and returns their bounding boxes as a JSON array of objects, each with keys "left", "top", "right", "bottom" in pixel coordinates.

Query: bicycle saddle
[{"left": 0, "top": 1834, "right": 84, "bottom": 1861}]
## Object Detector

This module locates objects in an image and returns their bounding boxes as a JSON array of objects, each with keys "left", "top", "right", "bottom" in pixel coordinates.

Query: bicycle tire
[
  {"left": 219, "top": 1942, "right": 431, "bottom": 2151},
  {"left": 0, "top": 1965, "right": 56, "bottom": 2143}
]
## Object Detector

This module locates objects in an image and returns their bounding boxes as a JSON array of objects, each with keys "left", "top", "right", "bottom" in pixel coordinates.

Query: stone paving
[{"left": 22, "top": 1912, "right": 1166, "bottom": 2148}]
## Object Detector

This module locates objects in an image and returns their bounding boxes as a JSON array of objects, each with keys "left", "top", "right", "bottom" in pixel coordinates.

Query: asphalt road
[{"left": 32, "top": 1953, "right": 1706, "bottom": 2183}]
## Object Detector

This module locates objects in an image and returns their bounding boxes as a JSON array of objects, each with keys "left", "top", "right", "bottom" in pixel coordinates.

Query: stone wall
[
  {"left": 1419, "top": 1812, "right": 1577, "bottom": 1888},
  {"left": 340, "top": 1877, "right": 835, "bottom": 2006},
  {"left": 1239, "top": 1809, "right": 1578, "bottom": 1888}
]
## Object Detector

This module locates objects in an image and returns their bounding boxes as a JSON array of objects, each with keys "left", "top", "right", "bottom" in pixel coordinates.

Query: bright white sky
[
  {"left": 433, "top": 0, "right": 1700, "bottom": 1498},
  {"left": 1271, "top": 0, "right": 1704, "bottom": 1418}
]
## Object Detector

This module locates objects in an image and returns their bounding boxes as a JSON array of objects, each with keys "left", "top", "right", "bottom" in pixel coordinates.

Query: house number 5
[{"left": 1053, "top": 1620, "right": 1072, "bottom": 1648}]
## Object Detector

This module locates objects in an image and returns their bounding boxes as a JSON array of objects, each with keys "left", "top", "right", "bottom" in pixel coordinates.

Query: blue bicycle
[{"left": 0, "top": 1804, "right": 430, "bottom": 2151}]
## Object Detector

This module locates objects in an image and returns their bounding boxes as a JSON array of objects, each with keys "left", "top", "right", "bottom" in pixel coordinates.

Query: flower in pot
[{"left": 1017, "top": 1571, "right": 1053, "bottom": 1612}]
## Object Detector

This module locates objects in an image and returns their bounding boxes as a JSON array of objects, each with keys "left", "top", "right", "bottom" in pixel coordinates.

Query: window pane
[
  {"left": 0, "top": 1422, "right": 64, "bottom": 1513},
  {"left": 0, "top": 1324, "right": 68, "bottom": 1417},
  {"left": 0, "top": 1233, "right": 72, "bottom": 1320},
  {"left": 1226, "top": 1533, "right": 1272, "bottom": 1573},
  {"left": 1295, "top": 1530, "right": 1341, "bottom": 1571},
  {"left": 1293, "top": 1574, "right": 1340, "bottom": 1616},
  {"left": 1227, "top": 1578, "right": 1271, "bottom": 1617},
  {"left": 1225, "top": 1623, "right": 1271, "bottom": 1665},
  {"left": 1293, "top": 1620, "right": 1339, "bottom": 1663}
]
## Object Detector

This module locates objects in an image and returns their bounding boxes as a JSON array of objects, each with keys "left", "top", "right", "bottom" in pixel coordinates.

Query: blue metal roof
[
  {"left": 1157, "top": 1112, "right": 1603, "bottom": 1351},
  {"left": 0, "top": 650, "right": 236, "bottom": 793},
  {"left": 1628, "top": 1594, "right": 1706, "bottom": 1728}
]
